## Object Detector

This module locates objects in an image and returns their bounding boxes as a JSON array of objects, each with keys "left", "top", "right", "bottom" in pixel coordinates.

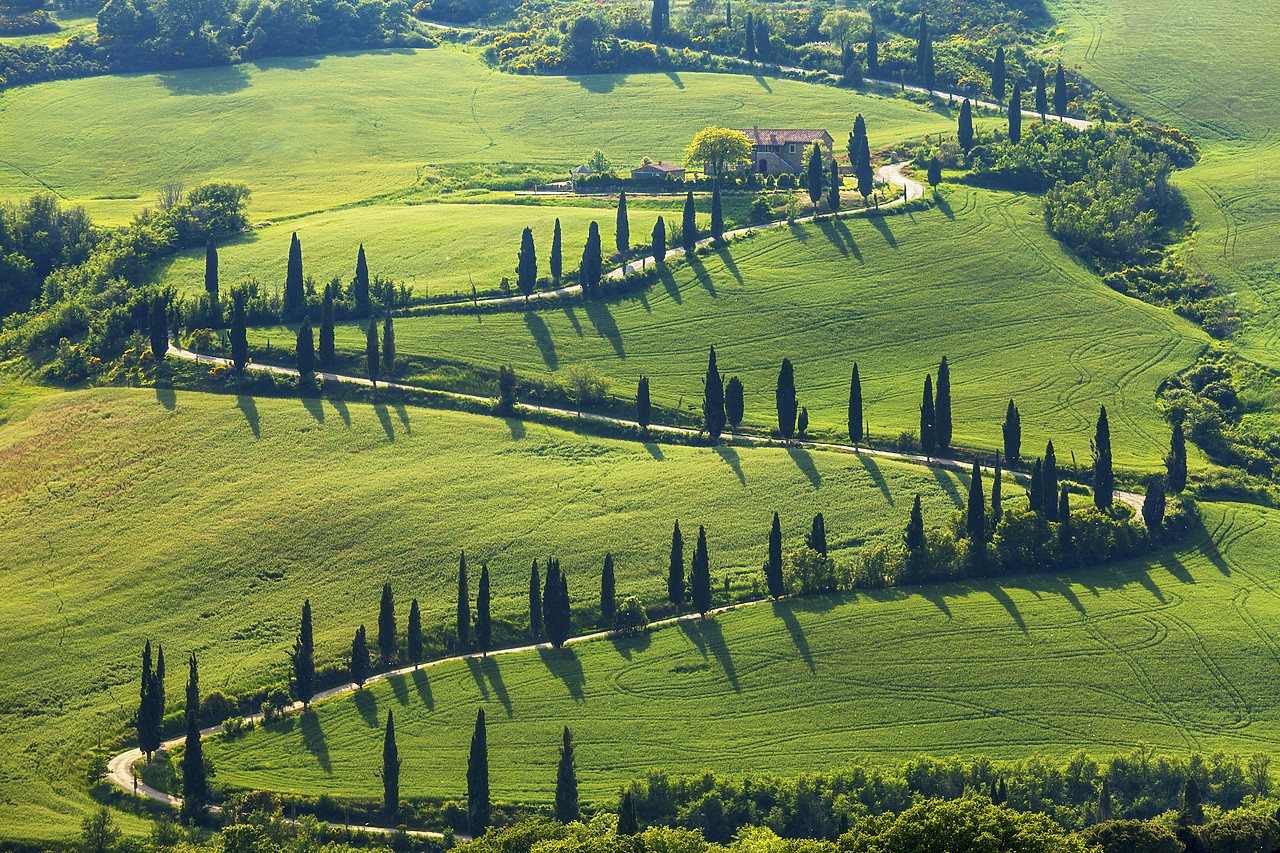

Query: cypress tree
[
  {"left": 154, "top": 646, "right": 165, "bottom": 735},
  {"left": 456, "top": 552, "right": 470, "bottom": 650},
  {"left": 1058, "top": 485, "right": 1073, "bottom": 558},
  {"left": 319, "top": 284, "right": 335, "bottom": 370},
  {"left": 601, "top": 553, "right": 616, "bottom": 625},
  {"left": 767, "top": 512, "right": 784, "bottom": 598},
  {"left": 619, "top": 790, "right": 639, "bottom": 835},
  {"left": 691, "top": 525, "right": 711, "bottom": 617},
  {"left": 1167, "top": 422, "right": 1187, "bottom": 493},
  {"left": 529, "top": 560, "right": 543, "bottom": 639},
  {"left": 408, "top": 599, "right": 422, "bottom": 669},
  {"left": 1035, "top": 66, "right": 1047, "bottom": 119},
  {"left": 1043, "top": 441, "right": 1059, "bottom": 522},
  {"left": 866, "top": 22, "right": 878, "bottom": 75},
  {"left": 382, "top": 710, "right": 400, "bottom": 818},
  {"left": 543, "top": 557, "right": 560, "bottom": 642},
  {"left": 467, "top": 708, "right": 490, "bottom": 838},
  {"left": 1183, "top": 776, "right": 1205, "bottom": 825},
  {"left": 806, "top": 141, "right": 823, "bottom": 207},
  {"left": 652, "top": 216, "right": 666, "bottom": 266},
  {"left": 1144, "top": 473, "right": 1167, "bottom": 534},
  {"left": 744, "top": 11, "right": 754, "bottom": 62},
  {"left": 916, "top": 13, "right": 934, "bottom": 90},
  {"left": 828, "top": 159, "right": 841, "bottom": 213},
  {"left": 292, "top": 599, "right": 315, "bottom": 706},
  {"left": 776, "top": 358, "right": 797, "bottom": 439},
  {"left": 992, "top": 453, "right": 1003, "bottom": 519},
  {"left": 136, "top": 641, "right": 158, "bottom": 762},
  {"left": 958, "top": 99, "right": 974, "bottom": 151},
  {"left": 180, "top": 653, "right": 206, "bottom": 824},
  {"left": 477, "top": 563, "right": 491, "bottom": 656},
  {"left": 992, "top": 45, "right": 1006, "bottom": 103},
  {"left": 905, "top": 494, "right": 925, "bottom": 552},
  {"left": 725, "top": 376, "right": 744, "bottom": 428},
  {"left": 704, "top": 346, "right": 725, "bottom": 441},
  {"left": 927, "top": 157, "right": 942, "bottom": 191},
  {"left": 755, "top": 17, "right": 770, "bottom": 64},
  {"left": 807, "top": 513, "right": 827, "bottom": 556},
  {"left": 497, "top": 364, "right": 517, "bottom": 414},
  {"left": 637, "top": 376, "right": 651, "bottom": 430},
  {"left": 1099, "top": 779, "right": 1112, "bottom": 822},
  {"left": 378, "top": 582, "right": 395, "bottom": 668},
  {"left": 967, "top": 461, "right": 985, "bottom": 543},
  {"left": 856, "top": 134, "right": 873, "bottom": 202},
  {"left": 1053, "top": 63, "right": 1068, "bottom": 116},
  {"left": 726, "top": 1, "right": 731, "bottom": 28},
  {"left": 351, "top": 625, "right": 369, "bottom": 687},
  {"left": 517, "top": 226, "right": 537, "bottom": 301},
  {"left": 150, "top": 292, "right": 168, "bottom": 362},
  {"left": 1003, "top": 400, "right": 1021, "bottom": 462},
  {"left": 920, "top": 374, "right": 935, "bottom": 457},
  {"left": 711, "top": 184, "right": 724, "bottom": 241},
  {"left": 651, "top": 0, "right": 663, "bottom": 44},
  {"left": 295, "top": 316, "right": 314, "bottom": 377},
  {"left": 616, "top": 190, "right": 629, "bottom": 265},
  {"left": 284, "top": 232, "right": 304, "bottom": 322},
  {"left": 581, "top": 221, "right": 602, "bottom": 297},
  {"left": 853, "top": 114, "right": 866, "bottom": 151},
  {"left": 997, "top": 778, "right": 1008, "bottom": 805},
  {"left": 230, "top": 289, "right": 248, "bottom": 371},
  {"left": 551, "top": 218, "right": 563, "bottom": 286},
  {"left": 1094, "top": 405, "right": 1114, "bottom": 511},
  {"left": 382, "top": 311, "right": 395, "bottom": 377},
  {"left": 1008, "top": 79, "right": 1022, "bottom": 144},
  {"left": 682, "top": 190, "right": 697, "bottom": 253},
  {"left": 800, "top": 410, "right": 810, "bottom": 437},
  {"left": 668, "top": 521, "right": 685, "bottom": 606},
  {"left": 365, "top": 319, "right": 379, "bottom": 389},
  {"left": 556, "top": 571, "right": 570, "bottom": 646},
  {"left": 354, "top": 244, "right": 370, "bottom": 315},
  {"left": 205, "top": 237, "right": 218, "bottom": 299},
  {"left": 847, "top": 131, "right": 857, "bottom": 168},
  {"left": 555, "top": 726, "right": 579, "bottom": 823},
  {"left": 848, "top": 364, "right": 863, "bottom": 446},
  {"left": 1029, "top": 458, "right": 1043, "bottom": 514}
]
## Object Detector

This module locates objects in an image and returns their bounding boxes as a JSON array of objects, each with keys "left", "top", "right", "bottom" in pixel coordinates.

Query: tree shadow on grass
[
  {"left": 988, "top": 585, "right": 1027, "bottom": 635},
  {"left": 299, "top": 709, "right": 331, "bottom": 773},
  {"left": 696, "top": 618, "right": 739, "bottom": 693},
  {"left": 374, "top": 403, "right": 395, "bottom": 441},
  {"left": 300, "top": 393, "right": 324, "bottom": 423},
  {"left": 869, "top": 212, "right": 897, "bottom": 248},
  {"left": 686, "top": 254, "right": 716, "bottom": 296},
  {"left": 917, "top": 586, "right": 952, "bottom": 618},
  {"left": 236, "top": 395, "right": 260, "bottom": 438},
  {"left": 157, "top": 64, "right": 250, "bottom": 96},
  {"left": 932, "top": 466, "right": 964, "bottom": 508},
  {"left": 788, "top": 447, "right": 821, "bottom": 490},
  {"left": 658, "top": 265, "right": 683, "bottom": 305},
  {"left": 773, "top": 600, "right": 814, "bottom": 673},
  {"left": 329, "top": 398, "right": 351, "bottom": 427},
  {"left": 936, "top": 194, "right": 955, "bottom": 220},
  {"left": 561, "top": 302, "right": 583, "bottom": 337},
  {"left": 713, "top": 246, "right": 743, "bottom": 285},
  {"left": 752, "top": 74, "right": 772, "bottom": 93},
  {"left": 387, "top": 673, "right": 410, "bottom": 706},
  {"left": 155, "top": 385, "right": 175, "bottom": 410},
  {"left": 412, "top": 668, "right": 434, "bottom": 711},
  {"left": 467, "top": 657, "right": 512, "bottom": 717},
  {"left": 538, "top": 647, "right": 585, "bottom": 701},
  {"left": 566, "top": 73, "right": 621, "bottom": 94},
  {"left": 859, "top": 454, "right": 893, "bottom": 504},
  {"left": 392, "top": 401, "right": 411, "bottom": 434},
  {"left": 524, "top": 313, "right": 558, "bottom": 370},
  {"left": 353, "top": 688, "right": 378, "bottom": 727},
  {"left": 609, "top": 629, "right": 651, "bottom": 660},
  {"left": 663, "top": 70, "right": 684, "bottom": 89},
  {"left": 643, "top": 441, "right": 664, "bottom": 460},
  {"left": 714, "top": 445, "right": 745, "bottom": 485},
  {"left": 817, "top": 218, "right": 851, "bottom": 257},
  {"left": 584, "top": 300, "right": 625, "bottom": 358},
  {"left": 506, "top": 417, "right": 526, "bottom": 440}
]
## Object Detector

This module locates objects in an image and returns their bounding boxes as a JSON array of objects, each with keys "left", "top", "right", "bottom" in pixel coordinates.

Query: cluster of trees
[{"left": 134, "top": 641, "right": 207, "bottom": 823}]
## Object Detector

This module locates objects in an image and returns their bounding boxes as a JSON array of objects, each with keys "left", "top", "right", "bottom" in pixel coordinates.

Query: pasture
[
  {"left": 274, "top": 187, "right": 1208, "bottom": 468},
  {"left": 207, "top": 500, "right": 1280, "bottom": 803},
  {"left": 0, "top": 382, "right": 966, "bottom": 840}
]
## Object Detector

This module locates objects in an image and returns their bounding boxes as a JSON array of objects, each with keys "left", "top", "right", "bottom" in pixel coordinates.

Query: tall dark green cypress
[
  {"left": 408, "top": 599, "right": 422, "bottom": 668},
  {"left": 543, "top": 557, "right": 560, "bottom": 641},
  {"left": 637, "top": 376, "right": 651, "bottom": 430},
  {"left": 992, "top": 453, "right": 1003, "bottom": 519},
  {"left": 1053, "top": 63, "right": 1068, "bottom": 116},
  {"left": 682, "top": 190, "right": 696, "bottom": 252},
  {"left": 807, "top": 513, "right": 827, "bottom": 556},
  {"left": 551, "top": 218, "right": 563, "bottom": 286},
  {"left": 725, "top": 376, "right": 744, "bottom": 428},
  {"left": 351, "top": 625, "right": 369, "bottom": 687},
  {"left": 866, "top": 22, "right": 878, "bottom": 75},
  {"left": 1003, "top": 400, "right": 1021, "bottom": 462},
  {"left": 353, "top": 244, "right": 370, "bottom": 315},
  {"left": 149, "top": 293, "right": 168, "bottom": 362},
  {"left": 467, "top": 708, "right": 490, "bottom": 838},
  {"left": 292, "top": 599, "right": 315, "bottom": 706},
  {"left": 652, "top": 216, "right": 666, "bottom": 266},
  {"left": 529, "top": 560, "right": 542, "bottom": 639},
  {"left": 766, "top": 512, "right": 784, "bottom": 598},
  {"left": 383, "top": 710, "right": 400, "bottom": 817},
  {"left": 284, "top": 232, "right": 304, "bottom": 322},
  {"left": 905, "top": 494, "right": 925, "bottom": 552},
  {"left": 319, "top": 284, "right": 335, "bottom": 370},
  {"left": 477, "top": 563, "right": 491, "bottom": 656},
  {"left": 365, "top": 318, "right": 379, "bottom": 388},
  {"left": 776, "top": 358, "right": 797, "bottom": 439},
  {"left": 920, "top": 374, "right": 935, "bottom": 457},
  {"left": 1058, "top": 486, "right": 1073, "bottom": 558},
  {"left": 180, "top": 653, "right": 206, "bottom": 824},
  {"left": 1043, "top": 441, "right": 1059, "bottom": 522},
  {"left": 205, "top": 237, "right": 218, "bottom": 299},
  {"left": 848, "top": 364, "right": 863, "bottom": 445},
  {"left": 555, "top": 726, "right": 579, "bottom": 823},
  {"left": 958, "top": 99, "right": 974, "bottom": 151},
  {"left": 601, "top": 553, "right": 616, "bottom": 625},
  {"left": 1008, "top": 79, "right": 1023, "bottom": 144},
  {"left": 935, "top": 357, "right": 952, "bottom": 451},
  {"left": 711, "top": 184, "right": 724, "bottom": 241},
  {"left": 668, "top": 520, "right": 685, "bottom": 606},
  {"left": 616, "top": 190, "right": 630, "bottom": 264},
  {"left": 155, "top": 646, "right": 165, "bottom": 732},
  {"left": 581, "top": 221, "right": 602, "bottom": 297},
  {"left": 691, "top": 525, "right": 711, "bottom": 617},
  {"left": 517, "top": 226, "right": 537, "bottom": 301},
  {"left": 744, "top": 11, "right": 754, "bottom": 61},
  {"left": 1029, "top": 458, "right": 1043, "bottom": 514},
  {"left": 1145, "top": 475, "right": 1169, "bottom": 532},
  {"left": 1035, "top": 66, "right": 1047, "bottom": 119},
  {"left": 1094, "top": 405, "right": 1114, "bottom": 511},
  {"left": 704, "top": 346, "right": 725, "bottom": 441},
  {"left": 966, "top": 461, "right": 985, "bottom": 543},
  {"left": 377, "top": 583, "right": 395, "bottom": 668},
  {"left": 456, "top": 552, "right": 470, "bottom": 651},
  {"left": 1167, "top": 422, "right": 1187, "bottom": 493},
  {"left": 619, "top": 790, "right": 639, "bottom": 835},
  {"left": 231, "top": 289, "right": 248, "bottom": 371},
  {"left": 1183, "top": 776, "right": 1205, "bottom": 825},
  {"left": 992, "top": 45, "right": 1006, "bottom": 103},
  {"left": 755, "top": 17, "right": 770, "bottom": 63},
  {"left": 806, "top": 141, "right": 823, "bottom": 207},
  {"left": 828, "top": 159, "right": 841, "bottom": 213},
  {"left": 295, "top": 316, "right": 314, "bottom": 377},
  {"left": 136, "top": 641, "right": 158, "bottom": 762},
  {"left": 916, "top": 13, "right": 933, "bottom": 90},
  {"left": 382, "top": 311, "right": 395, "bottom": 377},
  {"left": 856, "top": 134, "right": 873, "bottom": 202}
]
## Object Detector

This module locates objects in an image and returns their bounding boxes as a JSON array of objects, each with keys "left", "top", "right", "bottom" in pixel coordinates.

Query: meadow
[
  {"left": 273, "top": 187, "right": 1208, "bottom": 468},
  {"left": 0, "top": 382, "right": 967, "bottom": 841},
  {"left": 206, "top": 499, "right": 1280, "bottom": 804},
  {"left": 0, "top": 46, "right": 961, "bottom": 222}
]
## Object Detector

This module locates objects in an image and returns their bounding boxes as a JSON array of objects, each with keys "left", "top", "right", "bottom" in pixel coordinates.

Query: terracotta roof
[
  {"left": 734, "top": 128, "right": 831, "bottom": 146},
  {"left": 633, "top": 162, "right": 685, "bottom": 173},
  {"left": 571, "top": 164, "right": 593, "bottom": 175}
]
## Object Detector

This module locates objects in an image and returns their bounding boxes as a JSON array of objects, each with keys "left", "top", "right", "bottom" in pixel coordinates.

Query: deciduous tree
[
  {"left": 555, "top": 726, "right": 579, "bottom": 822},
  {"left": 467, "top": 708, "right": 490, "bottom": 838},
  {"left": 682, "top": 127, "right": 752, "bottom": 185}
]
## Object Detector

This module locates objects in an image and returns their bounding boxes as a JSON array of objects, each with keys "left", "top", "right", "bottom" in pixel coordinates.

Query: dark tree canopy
[
  {"left": 744, "top": 11, "right": 754, "bottom": 61},
  {"left": 619, "top": 791, "right": 639, "bottom": 835},
  {"left": 754, "top": 17, "right": 770, "bottom": 63},
  {"left": 408, "top": 599, "right": 422, "bottom": 667},
  {"left": 351, "top": 625, "right": 369, "bottom": 687},
  {"left": 382, "top": 710, "right": 400, "bottom": 818},
  {"left": 1166, "top": 422, "right": 1187, "bottom": 493},
  {"left": 636, "top": 376, "right": 651, "bottom": 430},
  {"left": 920, "top": 374, "right": 935, "bottom": 457},
  {"left": 283, "top": 232, "right": 304, "bottom": 322},
  {"left": 529, "top": 560, "right": 543, "bottom": 640},
  {"left": 1143, "top": 473, "right": 1167, "bottom": 533},
  {"left": 1053, "top": 63, "right": 1068, "bottom": 117},
  {"left": 295, "top": 316, "right": 314, "bottom": 378},
  {"left": 476, "top": 563, "right": 492, "bottom": 655},
  {"left": 600, "top": 553, "right": 616, "bottom": 626},
  {"left": 580, "top": 221, "right": 603, "bottom": 297},
  {"left": 1003, "top": 400, "right": 1022, "bottom": 462},
  {"left": 517, "top": 226, "right": 537, "bottom": 300},
  {"left": 291, "top": 599, "right": 315, "bottom": 706},
  {"left": 180, "top": 653, "right": 206, "bottom": 824},
  {"left": 467, "top": 708, "right": 490, "bottom": 838},
  {"left": 204, "top": 237, "right": 218, "bottom": 299},
  {"left": 916, "top": 13, "right": 934, "bottom": 90},
  {"left": 652, "top": 216, "right": 666, "bottom": 266},
  {"left": 456, "top": 552, "right": 470, "bottom": 650},
  {"left": 806, "top": 141, "right": 824, "bottom": 207},
  {"left": 365, "top": 319, "right": 379, "bottom": 388},
  {"left": 848, "top": 364, "right": 863, "bottom": 445},
  {"left": 668, "top": 520, "right": 685, "bottom": 606},
  {"left": 682, "top": 190, "right": 697, "bottom": 252},
  {"left": 958, "top": 99, "right": 974, "bottom": 152},
  {"left": 992, "top": 453, "right": 1003, "bottom": 519},
  {"left": 616, "top": 190, "right": 630, "bottom": 260},
  {"left": 1094, "top": 405, "right": 1114, "bottom": 511},
  {"left": 725, "top": 376, "right": 744, "bottom": 428},
  {"left": 149, "top": 293, "right": 167, "bottom": 362},
  {"left": 1035, "top": 66, "right": 1048, "bottom": 118},
  {"left": 554, "top": 726, "right": 579, "bottom": 823},
  {"left": 992, "top": 45, "right": 1006, "bottom": 103},
  {"left": 806, "top": 513, "right": 827, "bottom": 556},
  {"left": 766, "top": 512, "right": 784, "bottom": 598},
  {"left": 866, "top": 23, "right": 878, "bottom": 75},
  {"left": 1043, "top": 441, "right": 1059, "bottom": 522},
  {"left": 319, "top": 284, "right": 335, "bottom": 370},
  {"left": 690, "top": 525, "right": 712, "bottom": 616},
  {"left": 378, "top": 582, "right": 395, "bottom": 668},
  {"left": 353, "top": 244, "right": 370, "bottom": 315},
  {"left": 382, "top": 311, "right": 395, "bottom": 378},
  {"left": 776, "top": 358, "right": 797, "bottom": 439},
  {"left": 905, "top": 494, "right": 925, "bottom": 552},
  {"left": 1009, "top": 79, "right": 1023, "bottom": 144},
  {"left": 704, "top": 346, "right": 725, "bottom": 441},
  {"left": 828, "top": 159, "right": 841, "bottom": 212},
  {"left": 711, "top": 185, "right": 724, "bottom": 241},
  {"left": 230, "top": 289, "right": 248, "bottom": 371},
  {"left": 927, "top": 157, "right": 942, "bottom": 190},
  {"left": 966, "top": 461, "right": 985, "bottom": 544}
]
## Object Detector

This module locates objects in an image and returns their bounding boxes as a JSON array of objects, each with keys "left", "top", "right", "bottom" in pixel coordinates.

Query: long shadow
[
  {"left": 465, "top": 658, "right": 490, "bottom": 701},
  {"left": 774, "top": 601, "right": 814, "bottom": 673},
  {"left": 817, "top": 218, "right": 850, "bottom": 257},
  {"left": 235, "top": 395, "right": 260, "bottom": 438},
  {"left": 250, "top": 54, "right": 320, "bottom": 73},
  {"left": 480, "top": 657, "right": 512, "bottom": 717},
  {"left": 1040, "top": 575, "right": 1086, "bottom": 615},
  {"left": 352, "top": 688, "right": 378, "bottom": 726},
  {"left": 609, "top": 630, "right": 651, "bottom": 660},
  {"left": 584, "top": 300, "right": 626, "bottom": 357},
  {"left": 299, "top": 709, "right": 331, "bottom": 773},
  {"left": 698, "top": 619, "right": 740, "bottom": 693},
  {"left": 560, "top": 302, "right": 583, "bottom": 337},
  {"left": 157, "top": 64, "right": 250, "bottom": 95},
  {"left": 412, "top": 668, "right": 434, "bottom": 711},
  {"left": 155, "top": 386, "right": 176, "bottom": 410},
  {"left": 932, "top": 467, "right": 964, "bottom": 508},
  {"left": 937, "top": 194, "right": 955, "bottom": 220},
  {"left": 988, "top": 586, "right": 1027, "bottom": 635},
  {"left": 387, "top": 673, "right": 410, "bottom": 706},
  {"left": 524, "top": 313, "right": 558, "bottom": 370},
  {"left": 834, "top": 218, "right": 862, "bottom": 261},
  {"left": 643, "top": 442, "right": 664, "bottom": 460},
  {"left": 869, "top": 212, "right": 898, "bottom": 248},
  {"left": 566, "top": 73, "right": 621, "bottom": 93},
  {"left": 301, "top": 394, "right": 324, "bottom": 423},
  {"left": 1156, "top": 553, "right": 1195, "bottom": 586},
  {"left": 859, "top": 454, "right": 893, "bottom": 504},
  {"left": 538, "top": 647, "right": 586, "bottom": 701},
  {"left": 664, "top": 70, "right": 684, "bottom": 89},
  {"left": 752, "top": 74, "right": 773, "bottom": 93},
  {"left": 686, "top": 254, "right": 716, "bottom": 296},
  {"left": 714, "top": 445, "right": 745, "bottom": 485},
  {"left": 1132, "top": 568, "right": 1167, "bottom": 604},
  {"left": 392, "top": 402, "right": 411, "bottom": 434},
  {"left": 714, "top": 246, "right": 743, "bottom": 285},
  {"left": 329, "top": 398, "right": 351, "bottom": 427},
  {"left": 374, "top": 403, "right": 395, "bottom": 441},
  {"left": 658, "top": 266, "right": 683, "bottom": 304},
  {"left": 679, "top": 619, "right": 708, "bottom": 658},
  {"left": 1192, "top": 515, "right": 1231, "bottom": 576},
  {"left": 506, "top": 417, "right": 527, "bottom": 440},
  {"left": 918, "top": 587, "right": 952, "bottom": 618},
  {"left": 788, "top": 447, "right": 822, "bottom": 490}
]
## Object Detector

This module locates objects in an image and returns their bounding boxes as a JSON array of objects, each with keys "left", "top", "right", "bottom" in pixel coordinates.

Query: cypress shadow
[
  {"left": 658, "top": 266, "right": 683, "bottom": 304},
  {"left": 988, "top": 586, "right": 1027, "bottom": 635},
  {"left": 869, "top": 212, "right": 897, "bottom": 248},
  {"left": 412, "top": 668, "right": 434, "bottom": 711},
  {"left": 918, "top": 587, "right": 952, "bottom": 618},
  {"left": 773, "top": 600, "right": 813, "bottom": 673},
  {"left": 299, "top": 709, "right": 331, "bottom": 773},
  {"left": 301, "top": 394, "right": 324, "bottom": 423},
  {"left": 353, "top": 688, "right": 378, "bottom": 726},
  {"left": 697, "top": 619, "right": 740, "bottom": 693},
  {"left": 537, "top": 647, "right": 585, "bottom": 701},
  {"left": 859, "top": 455, "right": 892, "bottom": 504},
  {"left": 235, "top": 395, "right": 260, "bottom": 438},
  {"left": 787, "top": 447, "right": 821, "bottom": 490},
  {"left": 713, "top": 246, "right": 743, "bottom": 285},
  {"left": 560, "top": 303, "right": 583, "bottom": 336},
  {"left": 817, "top": 218, "right": 850, "bottom": 257},
  {"left": 374, "top": 403, "right": 395, "bottom": 441},
  {"left": 609, "top": 630, "right": 651, "bottom": 660},
  {"left": 663, "top": 71, "right": 684, "bottom": 89},
  {"left": 679, "top": 619, "right": 709, "bottom": 659},
  {"left": 834, "top": 218, "right": 862, "bottom": 261},
  {"left": 388, "top": 673, "right": 410, "bottom": 706},
  {"left": 752, "top": 74, "right": 772, "bottom": 93},
  {"left": 481, "top": 657, "right": 512, "bottom": 717},
  {"left": 524, "top": 313, "right": 558, "bottom": 370},
  {"left": 584, "top": 300, "right": 625, "bottom": 357},
  {"left": 392, "top": 402, "right": 411, "bottom": 434},
  {"left": 932, "top": 467, "right": 964, "bottom": 508},
  {"left": 329, "top": 398, "right": 351, "bottom": 426},
  {"left": 686, "top": 254, "right": 716, "bottom": 296},
  {"left": 505, "top": 417, "right": 526, "bottom": 440},
  {"left": 155, "top": 385, "right": 176, "bottom": 410},
  {"left": 936, "top": 194, "right": 955, "bottom": 220},
  {"left": 714, "top": 445, "right": 745, "bottom": 485},
  {"left": 643, "top": 442, "right": 664, "bottom": 460}
]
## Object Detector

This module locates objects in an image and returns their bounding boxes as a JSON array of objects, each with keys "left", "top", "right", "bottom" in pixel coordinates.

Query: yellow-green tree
[{"left": 682, "top": 127, "right": 752, "bottom": 184}]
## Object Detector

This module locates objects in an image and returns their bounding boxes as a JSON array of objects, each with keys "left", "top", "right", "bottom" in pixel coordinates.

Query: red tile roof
[
  {"left": 634, "top": 162, "right": 685, "bottom": 173},
  {"left": 734, "top": 128, "right": 831, "bottom": 146}
]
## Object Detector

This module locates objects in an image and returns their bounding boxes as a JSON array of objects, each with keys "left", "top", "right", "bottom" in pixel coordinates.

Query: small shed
[{"left": 630, "top": 161, "right": 686, "bottom": 181}]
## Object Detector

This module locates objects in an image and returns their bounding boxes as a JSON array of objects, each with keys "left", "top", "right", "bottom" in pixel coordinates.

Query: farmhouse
[
  {"left": 630, "top": 161, "right": 686, "bottom": 181},
  {"left": 734, "top": 127, "right": 834, "bottom": 175}
]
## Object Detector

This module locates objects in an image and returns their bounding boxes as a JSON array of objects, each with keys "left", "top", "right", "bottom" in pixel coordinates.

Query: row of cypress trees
[{"left": 135, "top": 643, "right": 205, "bottom": 822}]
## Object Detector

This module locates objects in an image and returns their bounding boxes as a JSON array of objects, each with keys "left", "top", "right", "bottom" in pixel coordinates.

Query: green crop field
[
  {"left": 0, "top": 382, "right": 969, "bottom": 841},
  {"left": 0, "top": 46, "right": 960, "bottom": 223},
  {"left": 264, "top": 187, "right": 1208, "bottom": 468},
  {"left": 206, "top": 500, "right": 1280, "bottom": 804},
  {"left": 0, "top": 12, "right": 96, "bottom": 46}
]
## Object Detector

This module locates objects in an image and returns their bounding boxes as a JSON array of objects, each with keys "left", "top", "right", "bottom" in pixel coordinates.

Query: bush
[
  {"left": 749, "top": 196, "right": 772, "bottom": 223},
  {"left": 782, "top": 547, "right": 840, "bottom": 594},
  {"left": 614, "top": 596, "right": 649, "bottom": 636}
]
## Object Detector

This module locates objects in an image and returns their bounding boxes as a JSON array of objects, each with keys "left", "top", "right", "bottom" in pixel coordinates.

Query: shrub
[
  {"left": 749, "top": 196, "right": 772, "bottom": 223},
  {"left": 614, "top": 596, "right": 649, "bottom": 636},
  {"left": 782, "top": 547, "right": 840, "bottom": 594}
]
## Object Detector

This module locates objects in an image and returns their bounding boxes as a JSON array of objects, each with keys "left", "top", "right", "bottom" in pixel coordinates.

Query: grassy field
[
  {"left": 0, "top": 12, "right": 96, "bottom": 46},
  {"left": 206, "top": 499, "right": 1280, "bottom": 804},
  {"left": 0, "top": 46, "right": 960, "bottom": 222},
  {"left": 267, "top": 186, "right": 1208, "bottom": 468},
  {"left": 0, "top": 382, "right": 969, "bottom": 841}
]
